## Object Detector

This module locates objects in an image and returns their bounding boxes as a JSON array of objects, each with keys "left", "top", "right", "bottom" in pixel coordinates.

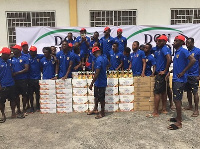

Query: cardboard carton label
[
  {"left": 119, "top": 86, "right": 134, "bottom": 95},
  {"left": 105, "top": 95, "right": 119, "bottom": 104},
  {"left": 134, "top": 106, "right": 150, "bottom": 111},
  {"left": 56, "top": 89, "right": 72, "bottom": 94},
  {"left": 56, "top": 98, "right": 72, "bottom": 104},
  {"left": 40, "top": 109, "right": 56, "bottom": 114},
  {"left": 40, "top": 90, "right": 56, "bottom": 96},
  {"left": 40, "top": 85, "right": 55, "bottom": 90},
  {"left": 72, "top": 79, "right": 87, "bottom": 88},
  {"left": 40, "top": 104, "right": 56, "bottom": 109},
  {"left": 105, "top": 87, "right": 118, "bottom": 96},
  {"left": 40, "top": 99, "right": 56, "bottom": 104},
  {"left": 55, "top": 84, "right": 67, "bottom": 90},
  {"left": 134, "top": 101, "right": 151, "bottom": 107},
  {"left": 57, "top": 103, "right": 73, "bottom": 108},
  {"left": 73, "top": 88, "right": 88, "bottom": 96},
  {"left": 134, "top": 76, "right": 151, "bottom": 83},
  {"left": 56, "top": 94, "right": 72, "bottom": 99},
  {"left": 119, "top": 95, "right": 134, "bottom": 103},
  {"left": 107, "top": 78, "right": 119, "bottom": 87},
  {"left": 57, "top": 107, "right": 73, "bottom": 113},
  {"left": 134, "top": 97, "right": 150, "bottom": 102},
  {"left": 40, "top": 95, "right": 56, "bottom": 100},
  {"left": 134, "top": 86, "right": 151, "bottom": 92},
  {"left": 105, "top": 104, "right": 119, "bottom": 112},
  {"left": 86, "top": 79, "right": 93, "bottom": 85},
  {"left": 73, "top": 96, "right": 88, "bottom": 104},
  {"left": 73, "top": 104, "right": 88, "bottom": 112},
  {"left": 55, "top": 79, "right": 72, "bottom": 87},
  {"left": 39, "top": 80, "right": 55, "bottom": 86},
  {"left": 134, "top": 92, "right": 151, "bottom": 97},
  {"left": 119, "top": 103, "right": 134, "bottom": 111},
  {"left": 119, "top": 78, "right": 134, "bottom": 86}
]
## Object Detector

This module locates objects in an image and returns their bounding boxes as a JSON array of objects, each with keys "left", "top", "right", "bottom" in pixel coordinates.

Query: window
[
  {"left": 6, "top": 11, "right": 56, "bottom": 47},
  {"left": 171, "top": 8, "right": 200, "bottom": 25},
  {"left": 90, "top": 10, "right": 137, "bottom": 27}
]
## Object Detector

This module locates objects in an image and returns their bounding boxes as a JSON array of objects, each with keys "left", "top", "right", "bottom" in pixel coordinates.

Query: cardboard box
[
  {"left": 40, "top": 109, "right": 56, "bottom": 114},
  {"left": 134, "top": 101, "right": 151, "bottom": 107},
  {"left": 73, "top": 96, "right": 88, "bottom": 104},
  {"left": 40, "top": 90, "right": 56, "bottom": 96},
  {"left": 134, "top": 81, "right": 151, "bottom": 87},
  {"left": 150, "top": 77, "right": 155, "bottom": 82},
  {"left": 119, "top": 78, "right": 134, "bottom": 86},
  {"left": 105, "top": 104, "right": 119, "bottom": 112},
  {"left": 134, "top": 106, "right": 150, "bottom": 111},
  {"left": 57, "top": 107, "right": 73, "bottom": 113},
  {"left": 134, "top": 77, "right": 151, "bottom": 83},
  {"left": 105, "top": 87, "right": 118, "bottom": 96},
  {"left": 134, "top": 86, "right": 151, "bottom": 92},
  {"left": 56, "top": 89, "right": 72, "bottom": 94},
  {"left": 86, "top": 79, "right": 93, "bottom": 85},
  {"left": 57, "top": 103, "right": 72, "bottom": 108},
  {"left": 56, "top": 98, "right": 72, "bottom": 104},
  {"left": 105, "top": 95, "right": 119, "bottom": 104},
  {"left": 119, "top": 103, "right": 134, "bottom": 111},
  {"left": 87, "top": 88, "right": 94, "bottom": 96},
  {"left": 73, "top": 88, "right": 88, "bottom": 96},
  {"left": 55, "top": 84, "right": 67, "bottom": 90},
  {"left": 55, "top": 79, "right": 72, "bottom": 87},
  {"left": 73, "top": 104, "right": 88, "bottom": 113},
  {"left": 119, "top": 95, "right": 134, "bottom": 103},
  {"left": 107, "top": 78, "right": 119, "bottom": 87},
  {"left": 88, "top": 96, "right": 94, "bottom": 104},
  {"left": 40, "top": 85, "right": 55, "bottom": 90},
  {"left": 40, "top": 99, "right": 56, "bottom": 104},
  {"left": 40, "top": 104, "right": 56, "bottom": 109},
  {"left": 72, "top": 79, "right": 87, "bottom": 88},
  {"left": 134, "top": 97, "right": 150, "bottom": 102},
  {"left": 39, "top": 80, "right": 55, "bottom": 86},
  {"left": 151, "top": 82, "right": 155, "bottom": 87},
  {"left": 40, "top": 95, "right": 56, "bottom": 100},
  {"left": 119, "top": 86, "right": 134, "bottom": 95},
  {"left": 150, "top": 91, "right": 154, "bottom": 97},
  {"left": 72, "top": 72, "right": 79, "bottom": 79},
  {"left": 56, "top": 94, "right": 72, "bottom": 99},
  {"left": 134, "top": 92, "right": 151, "bottom": 97}
]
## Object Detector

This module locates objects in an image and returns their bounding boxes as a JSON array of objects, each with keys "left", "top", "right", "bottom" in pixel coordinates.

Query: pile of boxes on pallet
[
  {"left": 56, "top": 79, "right": 73, "bottom": 113},
  {"left": 39, "top": 80, "right": 57, "bottom": 114}
]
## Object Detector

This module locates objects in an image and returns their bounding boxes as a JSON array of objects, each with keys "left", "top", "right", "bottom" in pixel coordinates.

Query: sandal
[
  {"left": 17, "top": 114, "right": 25, "bottom": 119},
  {"left": 146, "top": 113, "right": 159, "bottom": 118},
  {"left": 95, "top": 113, "right": 105, "bottom": 119},
  {"left": 191, "top": 113, "right": 199, "bottom": 117},
  {"left": 162, "top": 110, "right": 168, "bottom": 114},
  {"left": 168, "top": 118, "right": 177, "bottom": 122},
  {"left": 87, "top": 110, "right": 98, "bottom": 115},
  {"left": 0, "top": 118, "right": 6, "bottom": 123},
  {"left": 167, "top": 124, "right": 182, "bottom": 130}
]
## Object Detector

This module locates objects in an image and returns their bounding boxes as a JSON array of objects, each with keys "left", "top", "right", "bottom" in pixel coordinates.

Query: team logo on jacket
[
  {"left": 116, "top": 56, "right": 118, "bottom": 58},
  {"left": 108, "top": 40, "right": 110, "bottom": 42},
  {"left": 121, "top": 40, "right": 123, "bottom": 42},
  {"left": 192, "top": 53, "right": 195, "bottom": 56},
  {"left": 176, "top": 54, "right": 179, "bottom": 58},
  {"left": 1, "top": 65, "right": 4, "bottom": 67},
  {"left": 37, "top": 59, "right": 40, "bottom": 62},
  {"left": 67, "top": 57, "right": 69, "bottom": 60},
  {"left": 19, "top": 59, "right": 23, "bottom": 63},
  {"left": 146, "top": 59, "right": 148, "bottom": 62}
]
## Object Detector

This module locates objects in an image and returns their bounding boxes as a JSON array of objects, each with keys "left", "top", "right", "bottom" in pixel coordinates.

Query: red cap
[
  {"left": 29, "top": 46, "right": 37, "bottom": 52},
  {"left": 157, "top": 35, "right": 168, "bottom": 42},
  {"left": 12, "top": 45, "right": 22, "bottom": 51},
  {"left": 80, "top": 28, "right": 86, "bottom": 32},
  {"left": 68, "top": 43, "right": 73, "bottom": 48},
  {"left": 0, "top": 47, "right": 11, "bottom": 55},
  {"left": 175, "top": 35, "right": 185, "bottom": 42},
  {"left": 92, "top": 46, "right": 100, "bottom": 53},
  {"left": 117, "top": 28, "right": 123, "bottom": 33},
  {"left": 85, "top": 62, "right": 91, "bottom": 67},
  {"left": 104, "top": 27, "right": 110, "bottom": 32},
  {"left": 21, "top": 41, "right": 28, "bottom": 47}
]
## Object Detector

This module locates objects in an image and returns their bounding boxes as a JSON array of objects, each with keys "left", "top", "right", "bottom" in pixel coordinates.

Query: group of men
[{"left": 0, "top": 27, "right": 199, "bottom": 130}]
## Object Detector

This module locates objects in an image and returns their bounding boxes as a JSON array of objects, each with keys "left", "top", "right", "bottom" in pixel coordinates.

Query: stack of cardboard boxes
[
  {"left": 56, "top": 79, "right": 73, "bottom": 113},
  {"left": 39, "top": 80, "right": 57, "bottom": 114},
  {"left": 134, "top": 77, "right": 154, "bottom": 111},
  {"left": 118, "top": 78, "right": 134, "bottom": 111},
  {"left": 72, "top": 78, "right": 88, "bottom": 112}
]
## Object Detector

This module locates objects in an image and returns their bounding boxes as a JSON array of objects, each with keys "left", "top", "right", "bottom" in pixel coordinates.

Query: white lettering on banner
[{"left": 16, "top": 25, "right": 200, "bottom": 54}]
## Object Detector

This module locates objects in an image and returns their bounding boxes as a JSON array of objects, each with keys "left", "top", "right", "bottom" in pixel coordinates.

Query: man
[
  {"left": 56, "top": 40, "right": 74, "bottom": 79},
  {"left": 114, "top": 28, "right": 127, "bottom": 53},
  {"left": 28, "top": 46, "right": 43, "bottom": 113},
  {"left": 51, "top": 46, "right": 57, "bottom": 56},
  {"left": 129, "top": 41, "right": 146, "bottom": 77},
  {"left": 100, "top": 27, "right": 114, "bottom": 58},
  {"left": 11, "top": 45, "right": 29, "bottom": 115},
  {"left": 184, "top": 38, "right": 200, "bottom": 117},
  {"left": 109, "top": 42, "right": 123, "bottom": 71},
  {"left": 67, "top": 32, "right": 75, "bottom": 44},
  {"left": 40, "top": 47, "right": 56, "bottom": 80},
  {"left": 21, "top": 41, "right": 29, "bottom": 57},
  {"left": 72, "top": 46, "right": 82, "bottom": 72},
  {"left": 88, "top": 46, "right": 109, "bottom": 119},
  {"left": 122, "top": 47, "right": 131, "bottom": 71},
  {"left": 0, "top": 48, "right": 17, "bottom": 122},
  {"left": 147, "top": 35, "right": 171, "bottom": 117},
  {"left": 75, "top": 28, "right": 90, "bottom": 60},
  {"left": 166, "top": 35, "right": 195, "bottom": 130},
  {"left": 90, "top": 31, "right": 100, "bottom": 49},
  {"left": 144, "top": 43, "right": 156, "bottom": 76}
]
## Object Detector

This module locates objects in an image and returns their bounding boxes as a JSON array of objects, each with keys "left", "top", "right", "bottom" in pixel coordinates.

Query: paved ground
[{"left": 1, "top": 93, "right": 200, "bottom": 149}]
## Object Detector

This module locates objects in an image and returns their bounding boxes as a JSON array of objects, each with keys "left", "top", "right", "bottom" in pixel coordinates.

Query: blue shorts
[{"left": 172, "top": 82, "right": 185, "bottom": 101}]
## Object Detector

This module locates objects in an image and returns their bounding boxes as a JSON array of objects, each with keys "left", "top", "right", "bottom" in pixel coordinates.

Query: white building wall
[
  {"left": 0, "top": 0, "right": 70, "bottom": 48},
  {"left": 77, "top": 0, "right": 200, "bottom": 27}
]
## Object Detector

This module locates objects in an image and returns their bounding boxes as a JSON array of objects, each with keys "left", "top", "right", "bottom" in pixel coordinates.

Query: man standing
[
  {"left": 167, "top": 35, "right": 195, "bottom": 130},
  {"left": 11, "top": 45, "right": 29, "bottom": 115},
  {"left": 0, "top": 48, "right": 17, "bottom": 122},
  {"left": 184, "top": 38, "right": 200, "bottom": 117},
  {"left": 28, "top": 46, "right": 43, "bottom": 113},
  {"left": 89, "top": 47, "right": 109, "bottom": 119},
  {"left": 56, "top": 40, "right": 74, "bottom": 79},
  {"left": 114, "top": 28, "right": 127, "bottom": 53},
  {"left": 147, "top": 35, "right": 171, "bottom": 117},
  {"left": 129, "top": 41, "right": 146, "bottom": 77},
  {"left": 67, "top": 32, "right": 75, "bottom": 44},
  {"left": 21, "top": 41, "right": 29, "bottom": 57},
  {"left": 100, "top": 27, "right": 114, "bottom": 58},
  {"left": 90, "top": 31, "right": 99, "bottom": 49}
]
